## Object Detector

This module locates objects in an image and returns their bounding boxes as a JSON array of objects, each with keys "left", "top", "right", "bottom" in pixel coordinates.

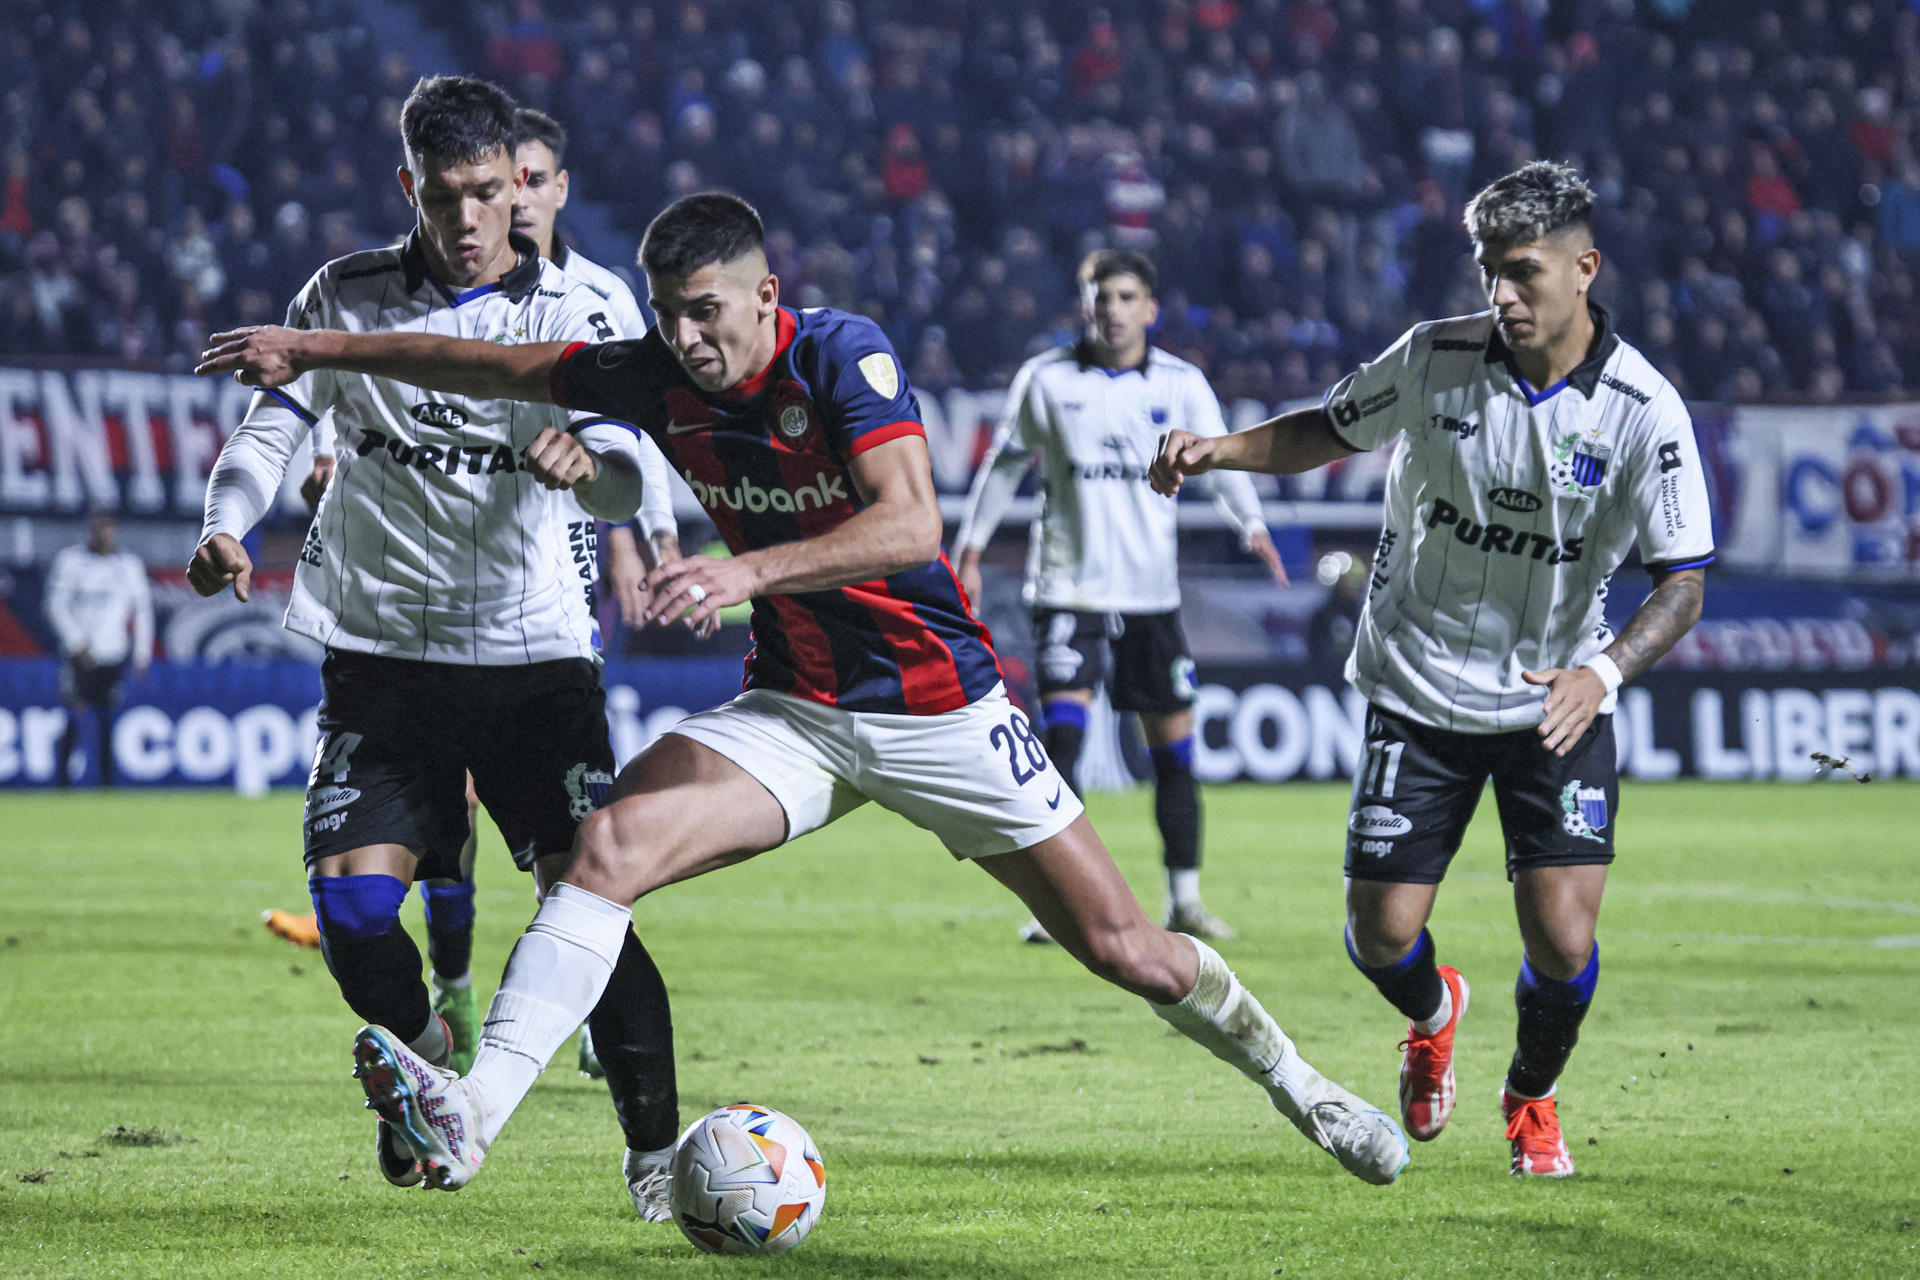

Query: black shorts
[
  {"left": 303, "top": 650, "right": 614, "bottom": 880},
  {"left": 60, "top": 660, "right": 125, "bottom": 708},
  {"left": 1031, "top": 608, "right": 1196, "bottom": 714},
  {"left": 1343, "top": 704, "right": 1619, "bottom": 884}
]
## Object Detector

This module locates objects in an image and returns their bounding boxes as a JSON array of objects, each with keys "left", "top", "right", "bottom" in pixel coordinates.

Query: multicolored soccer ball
[{"left": 668, "top": 1103, "right": 826, "bottom": 1255}]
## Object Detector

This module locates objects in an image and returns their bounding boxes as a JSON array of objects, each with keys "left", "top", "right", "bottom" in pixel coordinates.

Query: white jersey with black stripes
[
  {"left": 1322, "top": 303, "right": 1715, "bottom": 733},
  {"left": 201, "top": 231, "right": 644, "bottom": 665}
]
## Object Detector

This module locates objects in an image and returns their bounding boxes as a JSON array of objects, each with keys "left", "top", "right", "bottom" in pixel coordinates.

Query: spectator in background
[{"left": 45, "top": 513, "right": 152, "bottom": 788}]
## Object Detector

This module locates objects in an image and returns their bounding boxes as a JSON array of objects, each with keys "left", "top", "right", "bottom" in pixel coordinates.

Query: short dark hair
[
  {"left": 1080, "top": 248, "right": 1158, "bottom": 296},
  {"left": 514, "top": 107, "right": 567, "bottom": 170},
  {"left": 400, "top": 75, "right": 518, "bottom": 170},
  {"left": 640, "top": 192, "right": 765, "bottom": 278}
]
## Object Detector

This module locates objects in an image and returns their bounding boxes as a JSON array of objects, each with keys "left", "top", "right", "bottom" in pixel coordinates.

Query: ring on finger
[{"left": 686, "top": 584, "right": 708, "bottom": 604}]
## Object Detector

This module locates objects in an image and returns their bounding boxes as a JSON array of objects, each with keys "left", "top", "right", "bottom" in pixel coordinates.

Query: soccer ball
[{"left": 668, "top": 1103, "right": 826, "bottom": 1255}]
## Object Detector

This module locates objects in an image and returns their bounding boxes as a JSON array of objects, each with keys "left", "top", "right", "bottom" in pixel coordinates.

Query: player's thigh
[
  {"left": 852, "top": 687, "right": 1083, "bottom": 861},
  {"left": 311, "top": 842, "right": 420, "bottom": 882},
  {"left": 1109, "top": 610, "right": 1196, "bottom": 716},
  {"left": 304, "top": 651, "right": 467, "bottom": 878},
  {"left": 1343, "top": 706, "right": 1488, "bottom": 900},
  {"left": 1489, "top": 713, "right": 1619, "bottom": 881},
  {"left": 1032, "top": 608, "right": 1109, "bottom": 699},
  {"left": 567, "top": 729, "right": 812, "bottom": 902},
  {"left": 974, "top": 815, "right": 1194, "bottom": 1002}
]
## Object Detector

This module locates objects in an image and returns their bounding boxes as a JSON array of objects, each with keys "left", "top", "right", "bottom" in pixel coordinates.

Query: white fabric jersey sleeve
[
  {"left": 954, "top": 358, "right": 1041, "bottom": 552},
  {"left": 1320, "top": 322, "right": 1427, "bottom": 453},
  {"left": 1181, "top": 368, "right": 1267, "bottom": 541},
  {"left": 202, "top": 279, "right": 339, "bottom": 543}
]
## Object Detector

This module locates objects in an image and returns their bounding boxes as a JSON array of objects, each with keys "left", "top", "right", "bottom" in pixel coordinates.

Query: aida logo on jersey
[
  {"left": 409, "top": 402, "right": 470, "bottom": 430},
  {"left": 1489, "top": 487, "right": 1543, "bottom": 512},
  {"left": 682, "top": 468, "right": 849, "bottom": 513},
  {"left": 1427, "top": 499, "right": 1583, "bottom": 562}
]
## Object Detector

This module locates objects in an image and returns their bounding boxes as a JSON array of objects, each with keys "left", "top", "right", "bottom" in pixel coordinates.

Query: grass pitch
[{"left": 1, "top": 782, "right": 1915, "bottom": 1278}]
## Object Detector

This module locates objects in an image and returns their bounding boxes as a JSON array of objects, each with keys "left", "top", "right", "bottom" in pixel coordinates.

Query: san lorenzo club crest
[{"left": 779, "top": 403, "right": 810, "bottom": 438}]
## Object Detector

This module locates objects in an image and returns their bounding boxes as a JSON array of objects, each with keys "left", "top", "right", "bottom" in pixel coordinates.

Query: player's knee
[
  {"left": 1345, "top": 910, "right": 1421, "bottom": 968},
  {"left": 572, "top": 803, "right": 666, "bottom": 898},
  {"left": 310, "top": 873, "right": 410, "bottom": 941}
]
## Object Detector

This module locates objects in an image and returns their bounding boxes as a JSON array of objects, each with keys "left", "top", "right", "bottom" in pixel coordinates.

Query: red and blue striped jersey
[{"left": 551, "top": 305, "right": 1003, "bottom": 714}]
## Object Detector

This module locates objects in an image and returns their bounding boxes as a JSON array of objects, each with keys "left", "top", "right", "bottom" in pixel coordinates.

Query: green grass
[{"left": 2, "top": 783, "right": 1916, "bottom": 1278}]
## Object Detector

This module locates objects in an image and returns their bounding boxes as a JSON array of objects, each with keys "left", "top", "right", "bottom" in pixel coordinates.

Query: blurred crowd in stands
[{"left": 4, "top": 0, "right": 1919, "bottom": 404}]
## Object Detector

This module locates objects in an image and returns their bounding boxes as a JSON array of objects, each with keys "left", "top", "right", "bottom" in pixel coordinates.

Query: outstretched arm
[
  {"left": 198, "top": 325, "right": 567, "bottom": 404},
  {"left": 1150, "top": 406, "right": 1353, "bottom": 494},
  {"left": 1523, "top": 567, "right": 1706, "bottom": 756},
  {"left": 642, "top": 435, "right": 947, "bottom": 633}
]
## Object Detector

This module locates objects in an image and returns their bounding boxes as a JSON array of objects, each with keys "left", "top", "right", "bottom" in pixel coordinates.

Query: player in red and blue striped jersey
[
  {"left": 199, "top": 193, "right": 1410, "bottom": 1196},
  {"left": 549, "top": 300, "right": 1002, "bottom": 714}
]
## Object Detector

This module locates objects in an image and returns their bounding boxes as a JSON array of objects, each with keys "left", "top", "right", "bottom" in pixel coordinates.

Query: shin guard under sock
[
  {"left": 311, "top": 874, "right": 431, "bottom": 1043},
  {"left": 1508, "top": 947, "right": 1598, "bottom": 1098}
]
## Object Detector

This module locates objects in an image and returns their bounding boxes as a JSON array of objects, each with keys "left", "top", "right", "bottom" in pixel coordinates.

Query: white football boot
[
  {"left": 623, "top": 1145, "right": 674, "bottom": 1222},
  {"left": 1268, "top": 1070, "right": 1411, "bottom": 1185},
  {"left": 353, "top": 1025, "right": 489, "bottom": 1190}
]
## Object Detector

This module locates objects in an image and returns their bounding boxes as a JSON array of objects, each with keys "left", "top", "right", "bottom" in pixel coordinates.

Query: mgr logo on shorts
[
  {"left": 1561, "top": 780, "right": 1608, "bottom": 842},
  {"left": 565, "top": 763, "right": 615, "bottom": 821}
]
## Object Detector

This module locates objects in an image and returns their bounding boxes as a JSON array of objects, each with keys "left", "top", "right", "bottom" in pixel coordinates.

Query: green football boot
[{"left": 431, "top": 978, "right": 479, "bottom": 1075}]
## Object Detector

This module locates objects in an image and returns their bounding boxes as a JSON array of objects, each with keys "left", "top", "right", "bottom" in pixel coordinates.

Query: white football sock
[
  {"left": 1168, "top": 868, "right": 1202, "bottom": 909},
  {"left": 1151, "top": 937, "right": 1326, "bottom": 1121},
  {"left": 408, "top": 1014, "right": 451, "bottom": 1068},
  {"left": 466, "top": 883, "right": 631, "bottom": 1144},
  {"left": 1413, "top": 982, "right": 1452, "bottom": 1036}
]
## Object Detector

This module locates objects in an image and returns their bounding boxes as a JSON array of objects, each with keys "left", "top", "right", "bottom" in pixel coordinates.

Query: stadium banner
[
  {"left": 1722, "top": 402, "right": 1920, "bottom": 578},
  {"left": 1179, "top": 664, "right": 1920, "bottom": 785},
  {"left": 2, "top": 657, "right": 1915, "bottom": 790},
  {"left": 0, "top": 362, "right": 1437, "bottom": 516}
]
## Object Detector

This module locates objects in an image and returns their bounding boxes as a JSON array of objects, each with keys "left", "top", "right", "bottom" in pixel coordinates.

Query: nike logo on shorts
[{"left": 1046, "top": 785, "right": 1063, "bottom": 810}]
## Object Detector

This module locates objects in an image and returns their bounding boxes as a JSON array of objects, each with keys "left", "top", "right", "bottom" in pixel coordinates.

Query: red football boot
[
  {"left": 1501, "top": 1085, "right": 1575, "bottom": 1176},
  {"left": 1398, "top": 964, "right": 1469, "bottom": 1140}
]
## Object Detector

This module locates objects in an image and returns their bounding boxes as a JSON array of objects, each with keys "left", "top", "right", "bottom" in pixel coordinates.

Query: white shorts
[{"left": 667, "top": 684, "right": 1086, "bottom": 859}]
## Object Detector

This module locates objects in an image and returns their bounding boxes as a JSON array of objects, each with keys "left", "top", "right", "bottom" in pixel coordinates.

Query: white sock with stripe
[{"left": 465, "top": 883, "right": 632, "bottom": 1145}]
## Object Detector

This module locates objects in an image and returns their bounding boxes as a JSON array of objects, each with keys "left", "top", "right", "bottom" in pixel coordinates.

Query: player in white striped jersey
[
  {"left": 957, "top": 250, "right": 1287, "bottom": 942},
  {"left": 1151, "top": 163, "right": 1711, "bottom": 1177},
  {"left": 270, "top": 106, "right": 688, "bottom": 1101},
  {"left": 186, "top": 77, "right": 683, "bottom": 1215}
]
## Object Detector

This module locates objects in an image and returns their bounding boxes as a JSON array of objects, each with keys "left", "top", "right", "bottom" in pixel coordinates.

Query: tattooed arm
[
  {"left": 1523, "top": 567, "right": 1706, "bottom": 756},
  {"left": 1604, "top": 567, "right": 1706, "bottom": 679}
]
